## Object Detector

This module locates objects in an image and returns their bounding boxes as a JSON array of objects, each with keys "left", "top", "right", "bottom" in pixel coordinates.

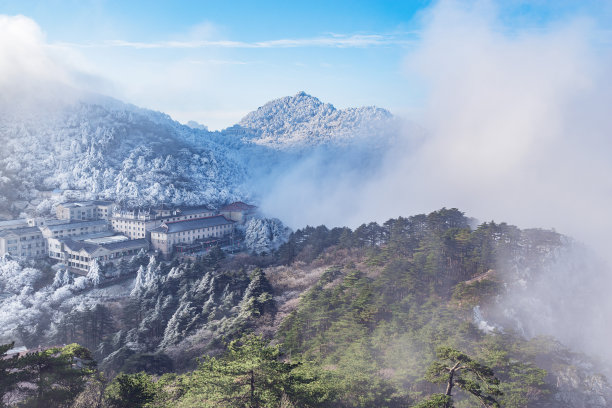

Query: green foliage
[
  {"left": 0, "top": 343, "right": 96, "bottom": 408},
  {"left": 423, "top": 346, "right": 502, "bottom": 408},
  {"left": 120, "top": 353, "right": 174, "bottom": 375},
  {"left": 167, "top": 334, "right": 334, "bottom": 407},
  {"left": 104, "top": 372, "right": 157, "bottom": 408},
  {"left": 277, "top": 210, "right": 555, "bottom": 406},
  {"left": 412, "top": 393, "right": 452, "bottom": 408},
  {"left": 452, "top": 278, "right": 501, "bottom": 308},
  {"left": 0, "top": 342, "right": 22, "bottom": 408}
]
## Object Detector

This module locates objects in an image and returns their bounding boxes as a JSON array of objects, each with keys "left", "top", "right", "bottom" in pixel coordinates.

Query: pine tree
[
  {"left": 87, "top": 260, "right": 103, "bottom": 287},
  {"left": 419, "top": 346, "right": 502, "bottom": 408},
  {"left": 179, "top": 335, "right": 331, "bottom": 407},
  {"left": 130, "top": 266, "right": 146, "bottom": 297},
  {"left": 51, "top": 269, "right": 64, "bottom": 289}
]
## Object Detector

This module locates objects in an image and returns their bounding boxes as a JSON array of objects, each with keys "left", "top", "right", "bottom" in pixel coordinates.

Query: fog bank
[{"left": 260, "top": 1, "right": 612, "bottom": 367}]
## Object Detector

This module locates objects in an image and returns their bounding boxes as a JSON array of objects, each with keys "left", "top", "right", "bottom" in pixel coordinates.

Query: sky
[{"left": 1, "top": 0, "right": 610, "bottom": 129}]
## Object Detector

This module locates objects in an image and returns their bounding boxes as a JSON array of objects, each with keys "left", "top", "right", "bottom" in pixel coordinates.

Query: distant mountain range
[{"left": 0, "top": 91, "right": 399, "bottom": 216}]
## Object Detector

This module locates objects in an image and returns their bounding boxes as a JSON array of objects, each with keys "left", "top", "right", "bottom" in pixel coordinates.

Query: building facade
[
  {"left": 61, "top": 238, "right": 149, "bottom": 272},
  {"left": 0, "top": 227, "right": 46, "bottom": 259},
  {"left": 111, "top": 205, "right": 215, "bottom": 240},
  {"left": 150, "top": 215, "right": 234, "bottom": 257},
  {"left": 39, "top": 220, "right": 109, "bottom": 250},
  {"left": 219, "top": 202, "right": 257, "bottom": 224},
  {"left": 55, "top": 201, "right": 115, "bottom": 221}
]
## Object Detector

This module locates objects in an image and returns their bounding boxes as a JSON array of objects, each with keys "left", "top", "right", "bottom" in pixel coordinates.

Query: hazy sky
[{"left": 1, "top": 0, "right": 610, "bottom": 129}]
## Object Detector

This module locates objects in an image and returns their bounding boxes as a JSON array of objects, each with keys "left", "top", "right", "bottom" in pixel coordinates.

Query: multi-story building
[
  {"left": 0, "top": 219, "right": 28, "bottom": 232},
  {"left": 111, "top": 205, "right": 215, "bottom": 240},
  {"left": 61, "top": 238, "right": 149, "bottom": 273},
  {"left": 55, "top": 201, "right": 115, "bottom": 221},
  {"left": 47, "top": 231, "right": 120, "bottom": 260},
  {"left": 219, "top": 202, "right": 257, "bottom": 224},
  {"left": 150, "top": 215, "right": 234, "bottom": 257},
  {"left": 0, "top": 227, "right": 46, "bottom": 259},
  {"left": 39, "top": 220, "right": 109, "bottom": 245}
]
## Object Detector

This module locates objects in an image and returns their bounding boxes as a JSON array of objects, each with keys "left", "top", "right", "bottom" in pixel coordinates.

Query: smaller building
[
  {"left": 47, "top": 231, "right": 119, "bottom": 261},
  {"left": 55, "top": 201, "right": 115, "bottom": 221},
  {"left": 0, "top": 219, "right": 28, "bottom": 232},
  {"left": 219, "top": 202, "right": 257, "bottom": 224},
  {"left": 150, "top": 215, "right": 234, "bottom": 257},
  {"left": 0, "top": 227, "right": 46, "bottom": 259},
  {"left": 40, "top": 219, "right": 109, "bottom": 244},
  {"left": 111, "top": 205, "right": 215, "bottom": 240},
  {"left": 62, "top": 238, "right": 149, "bottom": 273}
]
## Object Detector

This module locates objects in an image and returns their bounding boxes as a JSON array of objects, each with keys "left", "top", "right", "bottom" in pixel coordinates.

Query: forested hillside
[{"left": 2, "top": 208, "right": 608, "bottom": 407}]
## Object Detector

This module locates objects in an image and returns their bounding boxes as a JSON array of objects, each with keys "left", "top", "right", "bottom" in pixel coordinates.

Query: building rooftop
[
  {"left": 0, "top": 219, "right": 28, "bottom": 229},
  {"left": 220, "top": 201, "right": 257, "bottom": 212},
  {"left": 62, "top": 239, "right": 99, "bottom": 254},
  {"left": 102, "top": 238, "right": 148, "bottom": 251},
  {"left": 45, "top": 219, "right": 72, "bottom": 226},
  {"left": 113, "top": 204, "right": 213, "bottom": 220},
  {"left": 43, "top": 219, "right": 108, "bottom": 232},
  {"left": 0, "top": 226, "right": 42, "bottom": 238},
  {"left": 91, "top": 200, "right": 114, "bottom": 206},
  {"left": 58, "top": 200, "right": 114, "bottom": 208},
  {"left": 54, "top": 231, "right": 116, "bottom": 243},
  {"left": 63, "top": 238, "right": 148, "bottom": 254},
  {"left": 84, "top": 235, "right": 129, "bottom": 245},
  {"left": 151, "top": 215, "right": 233, "bottom": 234},
  {"left": 178, "top": 206, "right": 215, "bottom": 216}
]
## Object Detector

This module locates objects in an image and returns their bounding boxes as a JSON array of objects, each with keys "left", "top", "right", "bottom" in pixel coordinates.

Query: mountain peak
[{"left": 238, "top": 93, "right": 392, "bottom": 148}]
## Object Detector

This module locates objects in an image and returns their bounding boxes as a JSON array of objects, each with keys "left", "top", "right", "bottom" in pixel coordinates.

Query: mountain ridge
[
  {"left": 0, "top": 91, "right": 398, "bottom": 216},
  {"left": 237, "top": 91, "right": 394, "bottom": 147}
]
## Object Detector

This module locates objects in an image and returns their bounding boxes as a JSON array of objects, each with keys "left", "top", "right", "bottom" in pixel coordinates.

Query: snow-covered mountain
[
  {"left": 0, "top": 92, "right": 398, "bottom": 216},
  {"left": 0, "top": 96, "right": 249, "bottom": 214},
  {"left": 237, "top": 91, "right": 395, "bottom": 148}
]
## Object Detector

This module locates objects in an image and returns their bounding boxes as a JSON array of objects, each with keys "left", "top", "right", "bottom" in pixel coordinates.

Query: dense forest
[{"left": 1, "top": 208, "right": 609, "bottom": 407}]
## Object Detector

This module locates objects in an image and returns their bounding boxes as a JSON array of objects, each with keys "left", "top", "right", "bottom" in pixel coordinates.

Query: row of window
[{"left": 19, "top": 235, "right": 41, "bottom": 241}]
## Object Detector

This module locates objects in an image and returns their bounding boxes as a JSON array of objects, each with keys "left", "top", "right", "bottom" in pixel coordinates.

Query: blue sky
[{"left": 0, "top": 0, "right": 609, "bottom": 129}]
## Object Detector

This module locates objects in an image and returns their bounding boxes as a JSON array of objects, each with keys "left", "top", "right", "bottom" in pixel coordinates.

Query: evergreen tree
[
  {"left": 420, "top": 346, "right": 502, "bottom": 408},
  {"left": 12, "top": 343, "right": 96, "bottom": 408},
  {"left": 104, "top": 372, "right": 157, "bottom": 408},
  {"left": 87, "top": 260, "right": 103, "bottom": 287},
  {"left": 0, "top": 342, "right": 23, "bottom": 407},
  {"left": 131, "top": 265, "right": 146, "bottom": 297},
  {"left": 179, "top": 334, "right": 331, "bottom": 407}
]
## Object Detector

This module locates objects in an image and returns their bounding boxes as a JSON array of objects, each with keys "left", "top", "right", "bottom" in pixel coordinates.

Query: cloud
[
  {"left": 0, "top": 14, "right": 108, "bottom": 111},
  {"left": 0, "top": 15, "right": 69, "bottom": 90},
  {"left": 60, "top": 33, "right": 415, "bottom": 50},
  {"left": 260, "top": 0, "right": 612, "bottom": 367}
]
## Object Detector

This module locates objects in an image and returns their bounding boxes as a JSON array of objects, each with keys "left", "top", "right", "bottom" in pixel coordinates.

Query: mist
[
  {"left": 259, "top": 1, "right": 612, "bottom": 367},
  {"left": 0, "top": 14, "right": 109, "bottom": 117}
]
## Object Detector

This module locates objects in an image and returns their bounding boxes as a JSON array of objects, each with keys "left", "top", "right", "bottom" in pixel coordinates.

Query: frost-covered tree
[
  {"left": 62, "top": 269, "right": 74, "bottom": 286},
  {"left": 52, "top": 269, "right": 65, "bottom": 289},
  {"left": 237, "top": 268, "right": 275, "bottom": 320},
  {"left": 131, "top": 265, "right": 146, "bottom": 297},
  {"left": 87, "top": 260, "right": 103, "bottom": 287},
  {"left": 244, "top": 218, "right": 291, "bottom": 255}
]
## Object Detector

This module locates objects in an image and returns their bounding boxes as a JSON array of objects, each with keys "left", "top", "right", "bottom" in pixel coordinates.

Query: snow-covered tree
[
  {"left": 52, "top": 269, "right": 64, "bottom": 289},
  {"left": 87, "top": 260, "right": 103, "bottom": 287},
  {"left": 131, "top": 265, "right": 146, "bottom": 297},
  {"left": 61, "top": 269, "right": 73, "bottom": 286},
  {"left": 245, "top": 217, "right": 291, "bottom": 255}
]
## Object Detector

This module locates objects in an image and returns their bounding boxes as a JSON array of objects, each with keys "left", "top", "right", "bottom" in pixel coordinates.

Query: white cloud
[
  {"left": 0, "top": 14, "right": 110, "bottom": 111},
  {"left": 60, "top": 33, "right": 414, "bottom": 50},
  {"left": 261, "top": 0, "right": 612, "bottom": 367}
]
